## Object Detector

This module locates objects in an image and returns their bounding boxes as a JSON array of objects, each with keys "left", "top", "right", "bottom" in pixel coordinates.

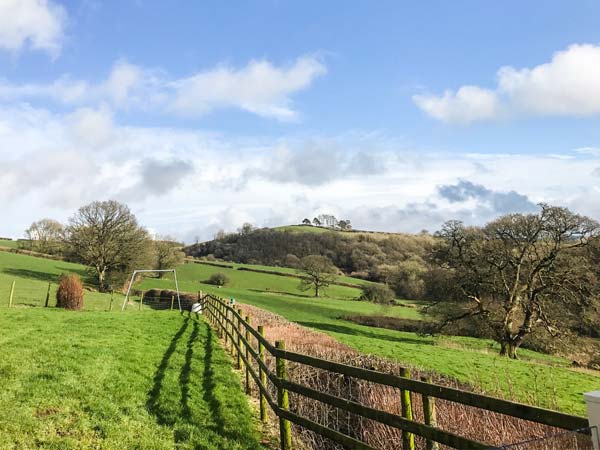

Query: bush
[
  {"left": 208, "top": 272, "right": 229, "bottom": 286},
  {"left": 358, "top": 283, "right": 395, "bottom": 304},
  {"left": 56, "top": 273, "right": 84, "bottom": 310}
]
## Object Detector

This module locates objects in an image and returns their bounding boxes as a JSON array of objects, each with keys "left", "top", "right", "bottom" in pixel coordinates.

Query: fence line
[{"left": 200, "top": 294, "right": 590, "bottom": 450}]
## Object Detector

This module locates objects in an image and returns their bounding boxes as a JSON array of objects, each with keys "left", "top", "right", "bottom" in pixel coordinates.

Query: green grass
[
  {"left": 0, "top": 251, "right": 115, "bottom": 310},
  {"left": 0, "top": 239, "right": 19, "bottom": 249},
  {"left": 0, "top": 308, "right": 265, "bottom": 449},
  {"left": 194, "top": 259, "right": 372, "bottom": 288},
  {"left": 1, "top": 250, "right": 597, "bottom": 416},
  {"left": 141, "top": 262, "right": 599, "bottom": 416},
  {"left": 273, "top": 225, "right": 339, "bottom": 234}
]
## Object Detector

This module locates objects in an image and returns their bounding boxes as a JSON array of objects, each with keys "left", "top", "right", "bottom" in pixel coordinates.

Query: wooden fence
[{"left": 200, "top": 294, "right": 590, "bottom": 450}]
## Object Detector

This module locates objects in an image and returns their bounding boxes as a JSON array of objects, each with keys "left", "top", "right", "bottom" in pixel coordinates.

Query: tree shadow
[
  {"left": 248, "top": 288, "right": 313, "bottom": 298},
  {"left": 146, "top": 317, "right": 190, "bottom": 425},
  {"left": 297, "top": 321, "right": 433, "bottom": 346},
  {"left": 2, "top": 268, "right": 59, "bottom": 283},
  {"left": 2, "top": 267, "right": 96, "bottom": 288}
]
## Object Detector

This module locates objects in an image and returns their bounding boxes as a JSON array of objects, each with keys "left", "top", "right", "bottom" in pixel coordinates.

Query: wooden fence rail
[{"left": 200, "top": 294, "right": 590, "bottom": 450}]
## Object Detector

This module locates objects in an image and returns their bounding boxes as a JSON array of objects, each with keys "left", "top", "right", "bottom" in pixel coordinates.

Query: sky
[{"left": 1, "top": 0, "right": 600, "bottom": 242}]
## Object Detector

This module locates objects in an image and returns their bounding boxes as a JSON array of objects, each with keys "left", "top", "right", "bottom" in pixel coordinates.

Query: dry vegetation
[{"left": 231, "top": 303, "right": 592, "bottom": 450}]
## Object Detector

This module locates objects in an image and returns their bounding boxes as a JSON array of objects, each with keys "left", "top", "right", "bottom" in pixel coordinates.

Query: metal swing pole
[
  {"left": 121, "top": 271, "right": 138, "bottom": 311},
  {"left": 173, "top": 269, "right": 182, "bottom": 312}
]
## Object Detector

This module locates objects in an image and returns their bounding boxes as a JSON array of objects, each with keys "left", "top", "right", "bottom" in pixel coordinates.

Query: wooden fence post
[
  {"left": 44, "top": 282, "right": 51, "bottom": 307},
  {"left": 139, "top": 291, "right": 144, "bottom": 311},
  {"left": 245, "top": 316, "right": 251, "bottom": 394},
  {"left": 421, "top": 376, "right": 439, "bottom": 450},
  {"left": 400, "top": 367, "right": 415, "bottom": 450},
  {"left": 276, "top": 340, "right": 292, "bottom": 450},
  {"left": 8, "top": 280, "right": 15, "bottom": 308},
  {"left": 229, "top": 307, "right": 235, "bottom": 355},
  {"left": 236, "top": 309, "right": 243, "bottom": 370},
  {"left": 169, "top": 295, "right": 174, "bottom": 311},
  {"left": 224, "top": 303, "right": 229, "bottom": 344},
  {"left": 109, "top": 290, "right": 114, "bottom": 311},
  {"left": 258, "top": 325, "right": 268, "bottom": 424}
]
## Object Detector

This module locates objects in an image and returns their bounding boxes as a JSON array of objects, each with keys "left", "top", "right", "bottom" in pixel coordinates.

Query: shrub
[
  {"left": 208, "top": 272, "right": 229, "bottom": 286},
  {"left": 56, "top": 273, "right": 84, "bottom": 310},
  {"left": 358, "top": 283, "right": 395, "bottom": 304}
]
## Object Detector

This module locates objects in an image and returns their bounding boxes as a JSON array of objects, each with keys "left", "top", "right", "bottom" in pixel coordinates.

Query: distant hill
[{"left": 185, "top": 225, "right": 436, "bottom": 299}]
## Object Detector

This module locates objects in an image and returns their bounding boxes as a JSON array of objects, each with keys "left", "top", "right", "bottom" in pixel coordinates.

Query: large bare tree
[
  {"left": 67, "top": 201, "right": 151, "bottom": 291},
  {"left": 435, "top": 204, "right": 599, "bottom": 358}
]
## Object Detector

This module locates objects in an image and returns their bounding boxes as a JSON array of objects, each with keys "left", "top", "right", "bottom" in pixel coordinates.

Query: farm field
[
  {"left": 191, "top": 259, "right": 374, "bottom": 288},
  {"left": 0, "top": 308, "right": 266, "bottom": 449},
  {"left": 0, "top": 238, "right": 21, "bottom": 249},
  {"left": 0, "top": 250, "right": 597, "bottom": 416},
  {"left": 139, "top": 260, "right": 600, "bottom": 416}
]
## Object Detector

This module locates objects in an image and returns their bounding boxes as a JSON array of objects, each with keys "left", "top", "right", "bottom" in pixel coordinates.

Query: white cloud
[
  {"left": 413, "top": 86, "right": 501, "bottom": 124},
  {"left": 1, "top": 103, "right": 599, "bottom": 242},
  {"left": 414, "top": 44, "right": 600, "bottom": 123},
  {"left": 169, "top": 56, "right": 326, "bottom": 120},
  {"left": 67, "top": 106, "right": 114, "bottom": 148},
  {"left": 0, "top": 0, "right": 66, "bottom": 56},
  {"left": 0, "top": 56, "right": 326, "bottom": 121}
]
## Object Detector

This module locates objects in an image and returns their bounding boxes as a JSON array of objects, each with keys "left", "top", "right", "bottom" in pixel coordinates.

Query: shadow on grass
[
  {"left": 201, "top": 324, "right": 227, "bottom": 435},
  {"left": 297, "top": 321, "right": 433, "bottom": 346},
  {"left": 179, "top": 320, "right": 199, "bottom": 421},
  {"left": 147, "top": 317, "right": 190, "bottom": 426},
  {"left": 248, "top": 288, "right": 313, "bottom": 298},
  {"left": 2, "top": 267, "right": 97, "bottom": 288},
  {"left": 2, "top": 268, "right": 59, "bottom": 283}
]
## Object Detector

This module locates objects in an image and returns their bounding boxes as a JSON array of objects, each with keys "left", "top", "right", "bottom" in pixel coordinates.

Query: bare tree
[
  {"left": 435, "top": 204, "right": 600, "bottom": 358},
  {"left": 67, "top": 200, "right": 151, "bottom": 291},
  {"left": 153, "top": 236, "right": 185, "bottom": 277},
  {"left": 25, "top": 219, "right": 64, "bottom": 253},
  {"left": 298, "top": 255, "right": 337, "bottom": 297}
]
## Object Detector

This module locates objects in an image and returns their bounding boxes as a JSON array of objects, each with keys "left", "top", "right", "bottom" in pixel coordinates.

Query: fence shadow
[
  {"left": 146, "top": 317, "right": 190, "bottom": 426},
  {"left": 201, "top": 324, "right": 228, "bottom": 435},
  {"left": 179, "top": 320, "right": 199, "bottom": 421}
]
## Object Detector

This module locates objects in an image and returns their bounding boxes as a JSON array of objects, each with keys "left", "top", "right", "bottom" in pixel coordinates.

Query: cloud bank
[
  {"left": 0, "top": 56, "right": 326, "bottom": 121},
  {"left": 414, "top": 44, "right": 600, "bottom": 123}
]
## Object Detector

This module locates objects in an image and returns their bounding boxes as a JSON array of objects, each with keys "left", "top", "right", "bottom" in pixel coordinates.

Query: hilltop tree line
[
  {"left": 22, "top": 200, "right": 185, "bottom": 291},
  {"left": 187, "top": 205, "right": 600, "bottom": 360}
]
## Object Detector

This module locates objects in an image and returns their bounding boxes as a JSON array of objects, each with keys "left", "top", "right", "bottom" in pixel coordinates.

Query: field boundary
[{"left": 200, "top": 294, "right": 590, "bottom": 450}]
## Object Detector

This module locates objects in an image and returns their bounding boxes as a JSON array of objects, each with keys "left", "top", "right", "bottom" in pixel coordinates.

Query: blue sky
[{"left": 1, "top": 0, "right": 600, "bottom": 241}]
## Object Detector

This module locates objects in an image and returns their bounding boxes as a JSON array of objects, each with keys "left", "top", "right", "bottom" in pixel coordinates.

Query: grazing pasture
[
  {"left": 0, "top": 250, "right": 597, "bottom": 416},
  {"left": 0, "top": 308, "right": 266, "bottom": 449},
  {"left": 139, "top": 261, "right": 599, "bottom": 416}
]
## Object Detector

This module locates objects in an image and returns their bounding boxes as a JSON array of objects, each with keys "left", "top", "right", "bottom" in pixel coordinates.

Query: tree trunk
[
  {"left": 499, "top": 339, "right": 519, "bottom": 359},
  {"left": 315, "top": 284, "right": 319, "bottom": 297},
  {"left": 98, "top": 268, "right": 107, "bottom": 292}
]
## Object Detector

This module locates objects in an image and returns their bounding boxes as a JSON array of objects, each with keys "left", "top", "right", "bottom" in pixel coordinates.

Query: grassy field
[
  {"left": 0, "top": 238, "right": 20, "bottom": 249},
  {"left": 0, "top": 251, "right": 116, "bottom": 310},
  {"left": 0, "top": 250, "right": 597, "bottom": 416},
  {"left": 0, "top": 308, "right": 266, "bottom": 449},
  {"left": 140, "top": 262, "right": 599, "bottom": 416},
  {"left": 192, "top": 259, "right": 373, "bottom": 288}
]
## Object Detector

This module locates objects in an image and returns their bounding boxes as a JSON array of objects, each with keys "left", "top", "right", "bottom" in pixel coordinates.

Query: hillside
[{"left": 185, "top": 226, "right": 436, "bottom": 300}]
